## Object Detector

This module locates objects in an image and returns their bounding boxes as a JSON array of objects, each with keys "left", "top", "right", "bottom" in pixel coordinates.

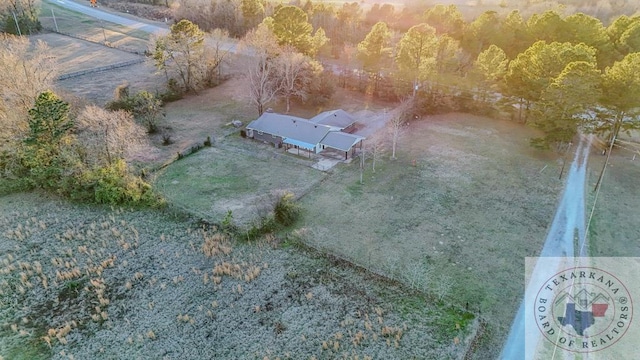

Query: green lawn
[
  {"left": 154, "top": 137, "right": 326, "bottom": 225},
  {"left": 297, "top": 113, "right": 562, "bottom": 358},
  {"left": 586, "top": 148, "right": 640, "bottom": 257}
]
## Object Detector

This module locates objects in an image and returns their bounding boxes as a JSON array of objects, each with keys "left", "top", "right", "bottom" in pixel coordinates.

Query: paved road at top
[{"left": 500, "top": 136, "right": 592, "bottom": 359}]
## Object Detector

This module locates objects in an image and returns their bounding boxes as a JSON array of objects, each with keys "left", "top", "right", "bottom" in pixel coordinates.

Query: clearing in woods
[{"left": 21, "top": 5, "right": 640, "bottom": 357}]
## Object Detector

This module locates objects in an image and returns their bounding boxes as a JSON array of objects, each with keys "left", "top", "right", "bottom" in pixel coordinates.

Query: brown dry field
[
  {"left": 40, "top": 1, "right": 153, "bottom": 53},
  {"left": 31, "top": 33, "right": 143, "bottom": 74},
  {"left": 30, "top": 33, "right": 163, "bottom": 106},
  {"left": 56, "top": 61, "right": 164, "bottom": 106}
]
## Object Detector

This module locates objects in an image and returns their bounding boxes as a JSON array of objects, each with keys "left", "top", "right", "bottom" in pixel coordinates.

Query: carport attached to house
[{"left": 320, "top": 132, "right": 364, "bottom": 159}]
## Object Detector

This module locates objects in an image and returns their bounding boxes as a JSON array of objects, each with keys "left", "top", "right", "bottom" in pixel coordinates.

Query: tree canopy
[
  {"left": 152, "top": 20, "right": 206, "bottom": 93},
  {"left": 270, "top": 6, "right": 315, "bottom": 56},
  {"left": 395, "top": 23, "right": 438, "bottom": 94},
  {"left": 357, "top": 21, "right": 392, "bottom": 72}
]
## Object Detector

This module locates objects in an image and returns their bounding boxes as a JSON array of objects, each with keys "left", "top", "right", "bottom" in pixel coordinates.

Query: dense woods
[
  {"left": 2, "top": 1, "right": 640, "bottom": 204},
  {"left": 170, "top": 0, "right": 639, "bottom": 151}
]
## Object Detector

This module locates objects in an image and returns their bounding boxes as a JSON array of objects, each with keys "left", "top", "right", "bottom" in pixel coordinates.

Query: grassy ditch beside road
[{"left": 585, "top": 147, "right": 640, "bottom": 257}]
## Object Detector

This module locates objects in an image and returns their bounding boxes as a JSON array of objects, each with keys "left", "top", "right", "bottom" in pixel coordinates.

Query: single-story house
[{"left": 246, "top": 110, "right": 364, "bottom": 159}]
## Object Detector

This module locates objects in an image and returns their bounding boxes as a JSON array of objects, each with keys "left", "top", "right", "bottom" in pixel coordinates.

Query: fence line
[
  {"left": 57, "top": 58, "right": 146, "bottom": 81},
  {"left": 43, "top": 27, "right": 147, "bottom": 56}
]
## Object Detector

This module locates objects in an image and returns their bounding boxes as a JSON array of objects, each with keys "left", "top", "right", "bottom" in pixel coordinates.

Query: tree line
[
  {"left": 163, "top": 2, "right": 640, "bottom": 150},
  {"left": 0, "top": 34, "right": 161, "bottom": 205}
]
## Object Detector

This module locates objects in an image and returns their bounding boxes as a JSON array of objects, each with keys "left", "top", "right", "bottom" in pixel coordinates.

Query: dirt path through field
[{"left": 500, "top": 136, "right": 592, "bottom": 359}]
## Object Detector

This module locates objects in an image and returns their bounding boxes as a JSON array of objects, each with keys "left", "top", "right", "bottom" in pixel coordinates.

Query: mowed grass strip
[
  {"left": 586, "top": 147, "right": 640, "bottom": 257},
  {"left": 298, "top": 113, "right": 562, "bottom": 356},
  {"left": 154, "top": 139, "right": 326, "bottom": 225}
]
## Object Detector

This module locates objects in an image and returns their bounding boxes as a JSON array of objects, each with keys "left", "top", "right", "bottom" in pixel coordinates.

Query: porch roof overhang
[{"left": 283, "top": 138, "right": 316, "bottom": 150}]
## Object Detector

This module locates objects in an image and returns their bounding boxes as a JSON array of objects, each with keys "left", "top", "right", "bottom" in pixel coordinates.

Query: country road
[{"left": 500, "top": 136, "right": 592, "bottom": 359}]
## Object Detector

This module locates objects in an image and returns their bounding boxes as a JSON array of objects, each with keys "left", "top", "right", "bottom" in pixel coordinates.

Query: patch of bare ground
[
  {"left": 0, "top": 192, "right": 473, "bottom": 359},
  {"left": 298, "top": 113, "right": 563, "bottom": 359}
]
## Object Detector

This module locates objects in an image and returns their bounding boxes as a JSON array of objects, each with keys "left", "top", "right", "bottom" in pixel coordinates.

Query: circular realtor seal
[{"left": 534, "top": 266, "right": 633, "bottom": 353}]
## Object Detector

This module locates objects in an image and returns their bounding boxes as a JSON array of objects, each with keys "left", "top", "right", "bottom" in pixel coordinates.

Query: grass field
[
  {"left": 31, "top": 33, "right": 143, "bottom": 75},
  {"left": 29, "top": 33, "right": 162, "bottom": 106},
  {"left": 154, "top": 137, "right": 326, "bottom": 226},
  {"left": 297, "top": 113, "right": 563, "bottom": 358},
  {"left": 0, "top": 192, "right": 476, "bottom": 360},
  {"left": 40, "top": 1, "right": 151, "bottom": 53},
  {"left": 586, "top": 146, "right": 640, "bottom": 257}
]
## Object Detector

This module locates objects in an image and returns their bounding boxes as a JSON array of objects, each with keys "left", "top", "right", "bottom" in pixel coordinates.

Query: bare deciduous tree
[
  {"left": 75, "top": 106, "right": 147, "bottom": 167},
  {"left": 387, "top": 98, "right": 413, "bottom": 160},
  {"left": 359, "top": 141, "right": 367, "bottom": 184},
  {"left": 368, "top": 132, "right": 385, "bottom": 172},
  {"left": 0, "top": 34, "right": 57, "bottom": 151},
  {"left": 204, "top": 28, "right": 231, "bottom": 84},
  {"left": 274, "top": 46, "right": 321, "bottom": 113},
  {"left": 238, "top": 24, "right": 280, "bottom": 115}
]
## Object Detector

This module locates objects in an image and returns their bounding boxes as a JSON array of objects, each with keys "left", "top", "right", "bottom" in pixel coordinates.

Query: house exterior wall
[
  {"left": 253, "top": 131, "right": 283, "bottom": 148},
  {"left": 342, "top": 123, "right": 356, "bottom": 134}
]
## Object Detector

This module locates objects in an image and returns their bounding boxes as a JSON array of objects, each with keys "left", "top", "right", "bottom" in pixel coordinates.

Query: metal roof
[
  {"left": 309, "top": 109, "right": 355, "bottom": 130},
  {"left": 320, "top": 132, "right": 364, "bottom": 152},
  {"left": 283, "top": 138, "right": 316, "bottom": 150},
  {"left": 247, "top": 112, "right": 330, "bottom": 145}
]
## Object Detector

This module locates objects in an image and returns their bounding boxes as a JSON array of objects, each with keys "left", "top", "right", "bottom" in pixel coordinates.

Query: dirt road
[{"left": 500, "top": 136, "right": 591, "bottom": 359}]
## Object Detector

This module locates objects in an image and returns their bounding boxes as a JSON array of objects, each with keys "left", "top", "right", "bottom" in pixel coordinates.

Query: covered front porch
[{"left": 283, "top": 138, "right": 316, "bottom": 158}]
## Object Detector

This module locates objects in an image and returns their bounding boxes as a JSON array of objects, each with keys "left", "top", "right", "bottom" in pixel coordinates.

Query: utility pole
[
  {"left": 593, "top": 131, "right": 617, "bottom": 192},
  {"left": 11, "top": 11, "right": 22, "bottom": 36},
  {"left": 100, "top": 19, "right": 107, "bottom": 43},
  {"left": 51, "top": 9, "right": 59, "bottom": 32}
]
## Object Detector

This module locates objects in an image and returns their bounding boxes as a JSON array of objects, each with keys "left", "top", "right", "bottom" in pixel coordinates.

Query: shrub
[
  {"left": 220, "top": 210, "right": 236, "bottom": 234},
  {"left": 162, "top": 133, "right": 173, "bottom": 145},
  {"left": 63, "top": 159, "right": 162, "bottom": 206},
  {"left": 106, "top": 90, "right": 163, "bottom": 133},
  {"left": 130, "top": 91, "right": 162, "bottom": 133},
  {"left": 273, "top": 192, "right": 300, "bottom": 227},
  {"left": 204, "top": 136, "right": 212, "bottom": 147},
  {"left": 188, "top": 143, "right": 203, "bottom": 155},
  {"left": 3, "top": 14, "right": 41, "bottom": 35}
]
